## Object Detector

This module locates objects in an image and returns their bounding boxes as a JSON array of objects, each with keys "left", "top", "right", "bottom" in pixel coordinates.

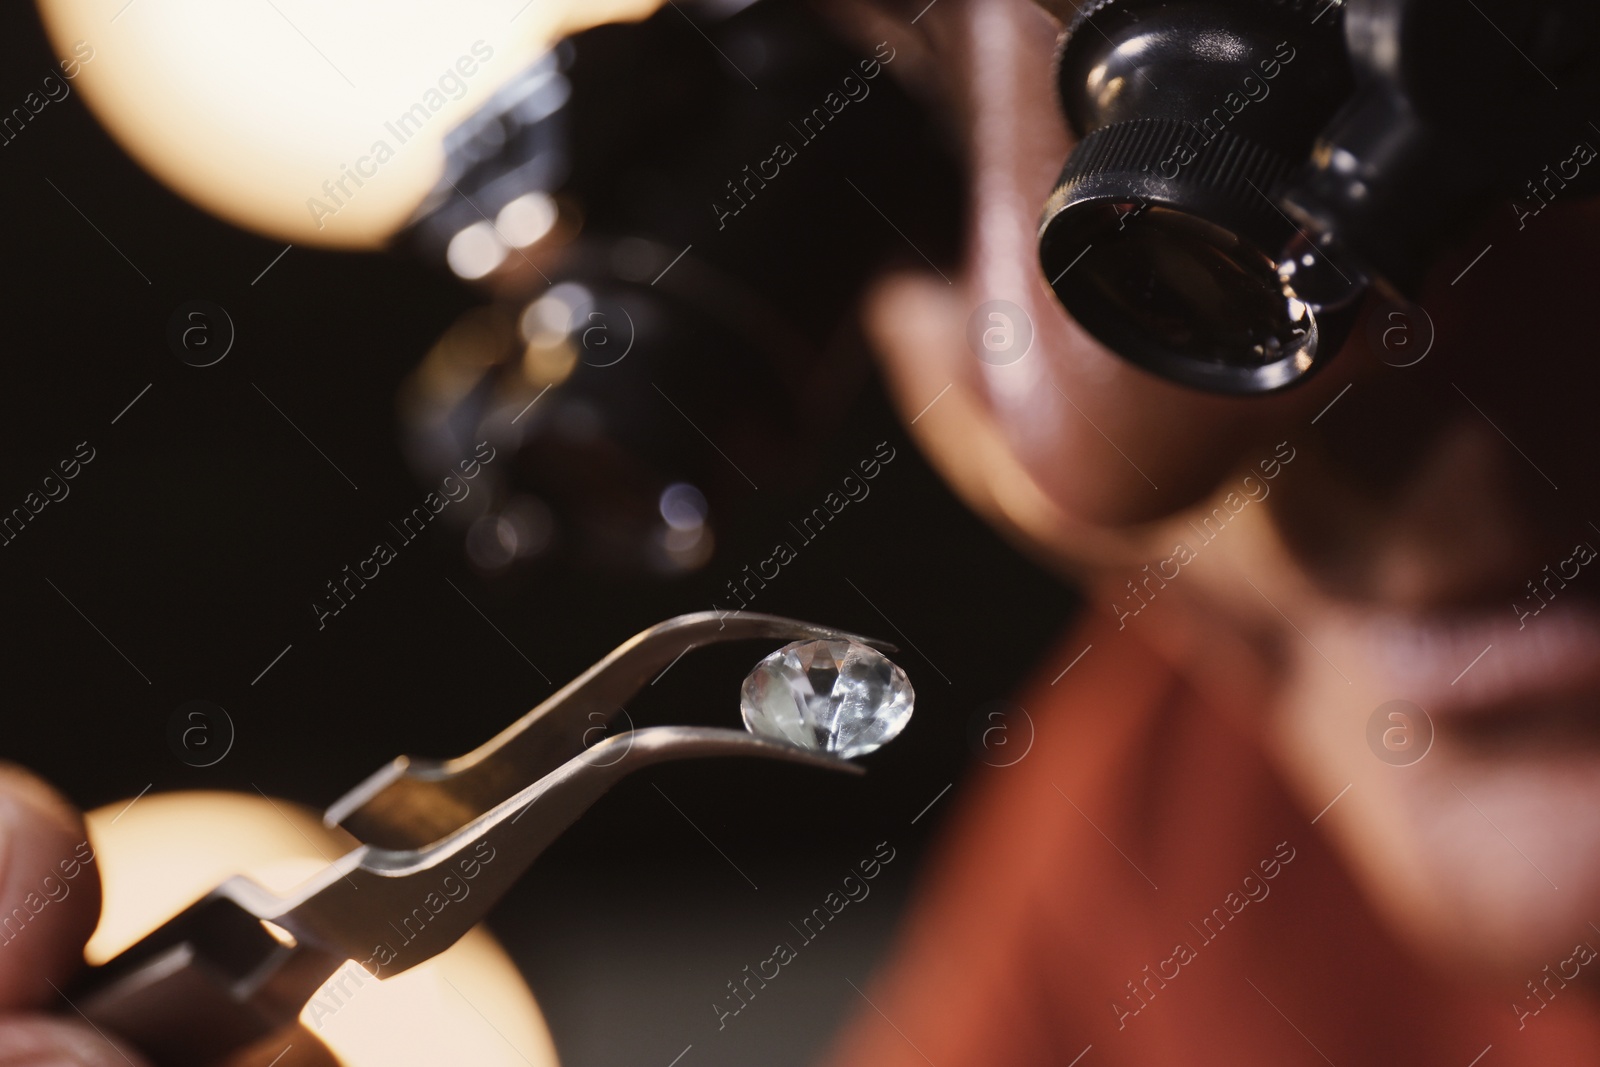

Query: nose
[
  {"left": 1265, "top": 198, "right": 1600, "bottom": 610},
  {"left": 1392, "top": 427, "right": 1567, "bottom": 610}
]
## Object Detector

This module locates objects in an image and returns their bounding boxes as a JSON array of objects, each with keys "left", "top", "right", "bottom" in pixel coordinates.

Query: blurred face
[{"left": 859, "top": 0, "right": 1600, "bottom": 977}]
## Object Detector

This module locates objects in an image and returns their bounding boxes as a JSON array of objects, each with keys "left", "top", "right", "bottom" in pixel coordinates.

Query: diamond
[{"left": 740, "top": 639, "right": 914, "bottom": 759}]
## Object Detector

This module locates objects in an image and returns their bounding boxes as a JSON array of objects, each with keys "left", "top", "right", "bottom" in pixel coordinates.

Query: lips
[
  {"left": 1356, "top": 601, "right": 1600, "bottom": 716},
  {"left": 1357, "top": 600, "right": 1600, "bottom": 723}
]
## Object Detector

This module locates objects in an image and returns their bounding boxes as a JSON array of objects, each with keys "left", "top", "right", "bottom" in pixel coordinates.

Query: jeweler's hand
[
  {"left": 0, "top": 767, "right": 345, "bottom": 1067},
  {"left": 0, "top": 762, "right": 146, "bottom": 1067}
]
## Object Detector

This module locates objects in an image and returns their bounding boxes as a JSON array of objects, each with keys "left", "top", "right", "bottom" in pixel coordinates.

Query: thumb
[
  {"left": 0, "top": 1016, "right": 147, "bottom": 1067},
  {"left": 0, "top": 764, "right": 101, "bottom": 1010},
  {"left": 0, "top": 765, "right": 133, "bottom": 1065}
]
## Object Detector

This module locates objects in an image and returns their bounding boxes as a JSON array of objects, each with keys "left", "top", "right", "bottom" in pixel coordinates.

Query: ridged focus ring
[
  {"left": 1065, "top": 0, "right": 1343, "bottom": 42},
  {"left": 1041, "top": 117, "right": 1294, "bottom": 244}
]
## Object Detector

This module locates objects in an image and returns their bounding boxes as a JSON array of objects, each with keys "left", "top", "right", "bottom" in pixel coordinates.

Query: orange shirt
[{"left": 825, "top": 601, "right": 1600, "bottom": 1066}]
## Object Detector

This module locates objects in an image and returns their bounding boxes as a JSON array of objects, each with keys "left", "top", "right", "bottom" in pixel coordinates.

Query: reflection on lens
[{"left": 1040, "top": 202, "right": 1324, "bottom": 394}]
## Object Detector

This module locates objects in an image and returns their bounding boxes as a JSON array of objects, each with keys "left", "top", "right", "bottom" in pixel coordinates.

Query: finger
[
  {"left": 0, "top": 1015, "right": 148, "bottom": 1067},
  {"left": 0, "top": 764, "right": 100, "bottom": 1011}
]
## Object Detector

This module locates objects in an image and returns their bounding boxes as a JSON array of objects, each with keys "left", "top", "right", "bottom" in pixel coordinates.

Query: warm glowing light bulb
[
  {"left": 85, "top": 791, "right": 560, "bottom": 1066},
  {"left": 35, "top": 0, "right": 663, "bottom": 248}
]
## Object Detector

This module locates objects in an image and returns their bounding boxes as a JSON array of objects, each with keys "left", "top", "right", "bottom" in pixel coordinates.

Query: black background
[{"left": 0, "top": 5, "right": 1079, "bottom": 1064}]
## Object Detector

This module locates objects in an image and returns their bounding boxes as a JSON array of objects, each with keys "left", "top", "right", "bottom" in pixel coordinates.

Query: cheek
[
  {"left": 1267, "top": 604, "right": 1600, "bottom": 979},
  {"left": 872, "top": 0, "right": 1342, "bottom": 555}
]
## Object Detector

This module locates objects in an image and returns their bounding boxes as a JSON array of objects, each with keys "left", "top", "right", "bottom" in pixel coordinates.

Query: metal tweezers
[{"left": 76, "top": 612, "right": 886, "bottom": 1066}]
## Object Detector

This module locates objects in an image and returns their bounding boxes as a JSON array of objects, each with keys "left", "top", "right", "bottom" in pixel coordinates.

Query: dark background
[{"left": 0, "top": 5, "right": 1079, "bottom": 1064}]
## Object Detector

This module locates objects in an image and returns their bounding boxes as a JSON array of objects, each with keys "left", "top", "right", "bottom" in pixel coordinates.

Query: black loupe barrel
[{"left": 1039, "top": 0, "right": 1354, "bottom": 394}]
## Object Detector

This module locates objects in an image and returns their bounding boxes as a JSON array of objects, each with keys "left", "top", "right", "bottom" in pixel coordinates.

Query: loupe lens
[
  {"left": 1041, "top": 202, "right": 1319, "bottom": 394},
  {"left": 1039, "top": 0, "right": 1358, "bottom": 395}
]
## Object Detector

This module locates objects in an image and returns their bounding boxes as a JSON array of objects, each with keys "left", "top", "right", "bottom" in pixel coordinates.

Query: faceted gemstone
[{"left": 740, "top": 639, "right": 914, "bottom": 759}]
